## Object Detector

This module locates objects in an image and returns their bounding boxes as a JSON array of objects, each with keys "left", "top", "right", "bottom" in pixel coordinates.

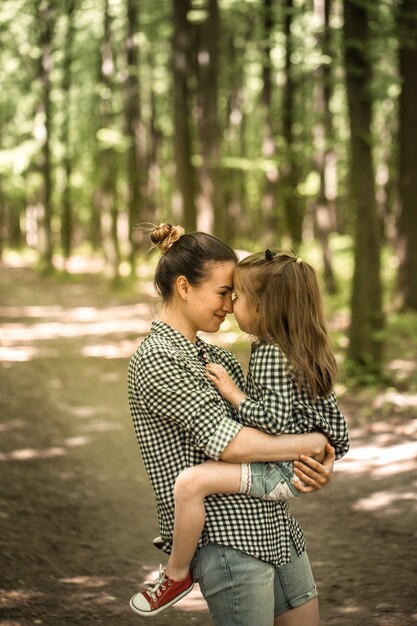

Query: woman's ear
[{"left": 176, "top": 275, "right": 190, "bottom": 301}]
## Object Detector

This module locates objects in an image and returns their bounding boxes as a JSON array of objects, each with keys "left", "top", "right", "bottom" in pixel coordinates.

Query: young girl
[{"left": 132, "top": 249, "right": 349, "bottom": 617}]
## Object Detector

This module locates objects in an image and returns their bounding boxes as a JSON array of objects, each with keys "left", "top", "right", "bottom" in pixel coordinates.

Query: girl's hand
[
  {"left": 292, "top": 443, "right": 335, "bottom": 493},
  {"left": 205, "top": 363, "right": 246, "bottom": 409}
]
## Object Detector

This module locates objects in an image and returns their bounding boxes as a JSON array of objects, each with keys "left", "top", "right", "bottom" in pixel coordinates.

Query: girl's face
[
  {"left": 232, "top": 271, "right": 259, "bottom": 336},
  {"left": 186, "top": 261, "right": 235, "bottom": 334}
]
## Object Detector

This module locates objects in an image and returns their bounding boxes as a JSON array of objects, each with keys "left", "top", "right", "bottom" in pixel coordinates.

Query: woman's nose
[{"left": 223, "top": 293, "right": 233, "bottom": 313}]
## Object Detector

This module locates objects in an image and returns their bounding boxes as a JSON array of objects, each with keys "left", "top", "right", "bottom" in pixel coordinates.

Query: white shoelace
[{"left": 144, "top": 565, "right": 171, "bottom": 602}]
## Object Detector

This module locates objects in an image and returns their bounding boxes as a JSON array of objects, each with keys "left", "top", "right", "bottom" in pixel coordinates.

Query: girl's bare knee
[{"left": 174, "top": 466, "right": 201, "bottom": 502}]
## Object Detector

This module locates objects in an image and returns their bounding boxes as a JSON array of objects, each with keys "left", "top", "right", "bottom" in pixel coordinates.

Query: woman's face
[
  {"left": 186, "top": 261, "right": 235, "bottom": 334},
  {"left": 232, "top": 271, "right": 259, "bottom": 336}
]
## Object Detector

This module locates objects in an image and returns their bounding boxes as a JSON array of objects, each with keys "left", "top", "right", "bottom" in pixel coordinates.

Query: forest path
[{"left": 1, "top": 263, "right": 416, "bottom": 626}]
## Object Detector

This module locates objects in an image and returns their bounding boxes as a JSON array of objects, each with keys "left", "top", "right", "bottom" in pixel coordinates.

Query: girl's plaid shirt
[{"left": 128, "top": 320, "right": 306, "bottom": 566}]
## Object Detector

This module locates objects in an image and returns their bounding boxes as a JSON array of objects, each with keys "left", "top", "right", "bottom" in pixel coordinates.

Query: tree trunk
[
  {"left": 223, "top": 33, "right": 247, "bottom": 243},
  {"left": 172, "top": 0, "right": 196, "bottom": 231},
  {"left": 260, "top": 0, "right": 280, "bottom": 248},
  {"left": 343, "top": 0, "right": 384, "bottom": 372},
  {"left": 125, "top": 0, "right": 143, "bottom": 275},
  {"left": 282, "top": 0, "right": 302, "bottom": 246},
  {"left": 99, "top": 0, "right": 120, "bottom": 282},
  {"left": 35, "top": 0, "right": 54, "bottom": 273},
  {"left": 313, "top": 0, "right": 336, "bottom": 293},
  {"left": 395, "top": 0, "right": 417, "bottom": 310},
  {"left": 61, "top": 0, "right": 76, "bottom": 267},
  {"left": 195, "top": 0, "right": 221, "bottom": 237}
]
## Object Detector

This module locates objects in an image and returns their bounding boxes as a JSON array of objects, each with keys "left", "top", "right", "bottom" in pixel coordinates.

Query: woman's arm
[
  {"left": 220, "top": 429, "right": 333, "bottom": 491},
  {"left": 220, "top": 428, "right": 327, "bottom": 463}
]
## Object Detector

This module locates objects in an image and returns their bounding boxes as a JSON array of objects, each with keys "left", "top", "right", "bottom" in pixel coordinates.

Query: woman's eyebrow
[{"left": 218, "top": 285, "right": 233, "bottom": 291}]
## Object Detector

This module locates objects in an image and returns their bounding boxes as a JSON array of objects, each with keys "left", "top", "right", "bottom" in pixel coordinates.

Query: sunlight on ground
[
  {"left": 1, "top": 308, "right": 151, "bottom": 342},
  {"left": 0, "top": 437, "right": 91, "bottom": 462},
  {"left": 0, "top": 588, "right": 44, "bottom": 609},
  {"left": 0, "top": 302, "right": 155, "bottom": 362},
  {"left": 388, "top": 358, "right": 416, "bottom": 382},
  {"left": 59, "top": 576, "right": 109, "bottom": 588},
  {"left": 0, "top": 446, "right": 66, "bottom": 462},
  {"left": 353, "top": 487, "right": 417, "bottom": 513},
  {"left": 337, "top": 438, "right": 417, "bottom": 478},
  {"left": 82, "top": 338, "right": 139, "bottom": 359},
  {"left": 374, "top": 388, "right": 417, "bottom": 409}
]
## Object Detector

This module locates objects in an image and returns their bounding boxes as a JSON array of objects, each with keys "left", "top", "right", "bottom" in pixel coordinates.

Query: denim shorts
[
  {"left": 191, "top": 541, "right": 318, "bottom": 625},
  {"left": 240, "top": 460, "right": 299, "bottom": 500}
]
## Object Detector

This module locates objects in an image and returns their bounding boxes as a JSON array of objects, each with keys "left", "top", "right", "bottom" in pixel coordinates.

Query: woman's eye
[{"left": 232, "top": 291, "right": 237, "bottom": 302}]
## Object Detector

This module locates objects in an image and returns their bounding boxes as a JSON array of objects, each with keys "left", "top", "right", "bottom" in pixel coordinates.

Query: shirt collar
[
  {"left": 151, "top": 319, "right": 209, "bottom": 359},
  {"left": 251, "top": 337, "right": 267, "bottom": 354}
]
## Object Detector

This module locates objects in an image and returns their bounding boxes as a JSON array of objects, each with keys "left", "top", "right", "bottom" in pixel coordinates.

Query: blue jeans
[{"left": 191, "top": 542, "right": 318, "bottom": 625}]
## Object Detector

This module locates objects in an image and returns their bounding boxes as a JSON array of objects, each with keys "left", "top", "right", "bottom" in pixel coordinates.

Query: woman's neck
[{"left": 159, "top": 306, "right": 197, "bottom": 344}]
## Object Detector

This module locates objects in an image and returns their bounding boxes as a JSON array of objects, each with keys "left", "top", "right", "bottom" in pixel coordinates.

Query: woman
[{"left": 128, "top": 223, "right": 335, "bottom": 626}]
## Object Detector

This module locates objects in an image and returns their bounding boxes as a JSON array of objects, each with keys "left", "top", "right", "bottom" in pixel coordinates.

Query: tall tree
[
  {"left": 395, "top": 0, "right": 417, "bottom": 310},
  {"left": 260, "top": 0, "right": 280, "bottom": 247},
  {"left": 125, "top": 0, "right": 142, "bottom": 275},
  {"left": 172, "top": 0, "right": 196, "bottom": 230},
  {"left": 313, "top": 0, "right": 336, "bottom": 293},
  {"left": 98, "top": 0, "right": 120, "bottom": 281},
  {"left": 61, "top": 0, "right": 76, "bottom": 267},
  {"left": 282, "top": 0, "right": 302, "bottom": 245},
  {"left": 34, "top": 0, "right": 55, "bottom": 272},
  {"left": 344, "top": 0, "right": 384, "bottom": 371},
  {"left": 195, "top": 0, "right": 221, "bottom": 236}
]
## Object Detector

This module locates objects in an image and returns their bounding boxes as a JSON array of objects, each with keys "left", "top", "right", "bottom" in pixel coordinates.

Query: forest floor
[{"left": 1, "top": 258, "right": 417, "bottom": 626}]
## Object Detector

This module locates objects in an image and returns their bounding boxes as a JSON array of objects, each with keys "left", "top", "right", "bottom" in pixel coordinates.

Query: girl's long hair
[{"left": 236, "top": 251, "right": 338, "bottom": 399}]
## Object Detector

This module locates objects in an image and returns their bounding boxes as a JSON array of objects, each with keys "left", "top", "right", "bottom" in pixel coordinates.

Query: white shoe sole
[{"left": 129, "top": 583, "right": 194, "bottom": 617}]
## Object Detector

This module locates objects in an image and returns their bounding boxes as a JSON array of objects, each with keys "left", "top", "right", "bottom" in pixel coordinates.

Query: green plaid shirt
[
  {"left": 128, "top": 320, "right": 306, "bottom": 565},
  {"left": 239, "top": 341, "right": 349, "bottom": 459}
]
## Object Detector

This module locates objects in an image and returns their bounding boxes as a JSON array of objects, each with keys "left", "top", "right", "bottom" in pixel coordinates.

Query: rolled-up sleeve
[{"left": 204, "top": 416, "right": 242, "bottom": 460}]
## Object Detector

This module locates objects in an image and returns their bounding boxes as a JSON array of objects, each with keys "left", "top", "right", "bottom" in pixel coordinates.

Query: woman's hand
[{"left": 292, "top": 443, "right": 335, "bottom": 493}]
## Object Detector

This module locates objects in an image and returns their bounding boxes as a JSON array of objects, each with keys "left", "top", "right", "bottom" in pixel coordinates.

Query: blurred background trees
[{"left": 1, "top": 0, "right": 417, "bottom": 377}]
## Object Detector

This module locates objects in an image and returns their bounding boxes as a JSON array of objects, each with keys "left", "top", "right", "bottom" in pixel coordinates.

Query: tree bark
[
  {"left": 282, "top": 0, "right": 302, "bottom": 246},
  {"left": 172, "top": 0, "right": 196, "bottom": 231},
  {"left": 35, "top": 0, "right": 55, "bottom": 272},
  {"left": 99, "top": 0, "right": 120, "bottom": 281},
  {"left": 125, "top": 0, "right": 143, "bottom": 275},
  {"left": 395, "top": 0, "right": 417, "bottom": 310},
  {"left": 61, "top": 0, "right": 76, "bottom": 267},
  {"left": 343, "top": 0, "right": 384, "bottom": 371},
  {"left": 313, "top": 0, "right": 336, "bottom": 293},
  {"left": 195, "top": 0, "right": 221, "bottom": 236},
  {"left": 260, "top": 0, "right": 280, "bottom": 248}
]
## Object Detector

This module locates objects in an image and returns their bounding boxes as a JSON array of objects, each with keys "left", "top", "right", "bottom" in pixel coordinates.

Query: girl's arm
[{"left": 206, "top": 346, "right": 294, "bottom": 435}]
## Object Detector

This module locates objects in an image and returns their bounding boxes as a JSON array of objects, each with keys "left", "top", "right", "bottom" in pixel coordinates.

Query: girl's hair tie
[
  {"left": 296, "top": 257, "right": 303, "bottom": 264},
  {"left": 265, "top": 249, "right": 275, "bottom": 262}
]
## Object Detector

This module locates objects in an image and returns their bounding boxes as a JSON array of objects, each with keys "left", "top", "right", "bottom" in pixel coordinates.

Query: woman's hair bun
[{"left": 150, "top": 223, "right": 185, "bottom": 252}]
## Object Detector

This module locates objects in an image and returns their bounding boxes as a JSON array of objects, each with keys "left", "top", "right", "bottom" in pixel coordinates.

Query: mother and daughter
[{"left": 127, "top": 223, "right": 349, "bottom": 626}]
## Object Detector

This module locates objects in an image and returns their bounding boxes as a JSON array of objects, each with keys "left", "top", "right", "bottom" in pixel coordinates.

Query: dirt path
[{"left": 1, "top": 263, "right": 416, "bottom": 626}]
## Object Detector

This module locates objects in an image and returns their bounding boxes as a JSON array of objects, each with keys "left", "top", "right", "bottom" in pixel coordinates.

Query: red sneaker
[{"left": 129, "top": 566, "right": 194, "bottom": 616}]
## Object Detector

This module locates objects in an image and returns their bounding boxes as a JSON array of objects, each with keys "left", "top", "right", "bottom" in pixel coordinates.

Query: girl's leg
[
  {"left": 165, "top": 460, "right": 241, "bottom": 581},
  {"left": 274, "top": 598, "right": 320, "bottom": 626}
]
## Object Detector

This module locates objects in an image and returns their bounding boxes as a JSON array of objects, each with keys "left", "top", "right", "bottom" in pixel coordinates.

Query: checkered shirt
[
  {"left": 239, "top": 341, "right": 350, "bottom": 459},
  {"left": 128, "top": 320, "right": 306, "bottom": 566}
]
